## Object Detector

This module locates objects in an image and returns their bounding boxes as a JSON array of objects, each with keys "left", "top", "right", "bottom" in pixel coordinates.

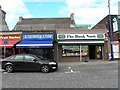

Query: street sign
[{"left": 4, "top": 40, "right": 8, "bottom": 44}]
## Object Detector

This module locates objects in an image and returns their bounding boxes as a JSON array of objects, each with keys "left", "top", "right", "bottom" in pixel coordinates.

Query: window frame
[
  {"left": 62, "top": 45, "right": 89, "bottom": 57},
  {"left": 14, "top": 55, "right": 24, "bottom": 61},
  {"left": 24, "top": 55, "right": 36, "bottom": 62},
  {"left": 62, "top": 45, "right": 80, "bottom": 57}
]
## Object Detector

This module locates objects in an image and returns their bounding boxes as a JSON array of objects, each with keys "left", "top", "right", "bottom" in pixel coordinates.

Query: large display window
[
  {"left": 62, "top": 45, "right": 88, "bottom": 57},
  {"left": 62, "top": 45, "right": 80, "bottom": 56},
  {"left": 1, "top": 48, "right": 15, "bottom": 58},
  {"left": 21, "top": 48, "right": 53, "bottom": 59}
]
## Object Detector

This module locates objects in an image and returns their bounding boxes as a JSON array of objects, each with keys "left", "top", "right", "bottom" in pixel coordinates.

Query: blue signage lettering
[{"left": 23, "top": 34, "right": 53, "bottom": 41}]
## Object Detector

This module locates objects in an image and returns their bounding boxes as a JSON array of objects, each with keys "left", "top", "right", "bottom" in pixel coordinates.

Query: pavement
[{"left": 59, "top": 60, "right": 118, "bottom": 66}]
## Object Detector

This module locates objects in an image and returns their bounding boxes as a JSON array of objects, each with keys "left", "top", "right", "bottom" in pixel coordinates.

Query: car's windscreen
[
  {"left": 35, "top": 55, "right": 49, "bottom": 60},
  {"left": 35, "top": 55, "right": 44, "bottom": 59},
  {"left": 6, "top": 55, "right": 15, "bottom": 60}
]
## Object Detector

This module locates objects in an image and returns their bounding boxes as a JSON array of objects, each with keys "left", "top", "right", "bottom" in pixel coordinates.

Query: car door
[
  {"left": 24, "top": 55, "right": 41, "bottom": 70},
  {"left": 13, "top": 55, "right": 26, "bottom": 70}
]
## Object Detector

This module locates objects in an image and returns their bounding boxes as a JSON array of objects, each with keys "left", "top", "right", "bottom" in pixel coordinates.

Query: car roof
[
  {"left": 5, "top": 54, "right": 37, "bottom": 59},
  {"left": 15, "top": 54, "right": 35, "bottom": 56},
  {"left": 7, "top": 54, "right": 36, "bottom": 58}
]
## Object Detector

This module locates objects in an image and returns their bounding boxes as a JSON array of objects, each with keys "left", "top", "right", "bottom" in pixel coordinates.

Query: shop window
[
  {"left": 62, "top": 45, "right": 80, "bottom": 56},
  {"left": 22, "top": 48, "right": 52, "bottom": 59},
  {"left": 81, "top": 46, "right": 88, "bottom": 56},
  {"left": 62, "top": 45, "right": 88, "bottom": 57},
  {"left": 1, "top": 48, "right": 15, "bottom": 58}
]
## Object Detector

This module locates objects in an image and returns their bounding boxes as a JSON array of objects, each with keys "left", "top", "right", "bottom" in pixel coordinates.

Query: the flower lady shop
[
  {"left": 0, "top": 32, "right": 22, "bottom": 58},
  {"left": 16, "top": 34, "right": 54, "bottom": 59}
]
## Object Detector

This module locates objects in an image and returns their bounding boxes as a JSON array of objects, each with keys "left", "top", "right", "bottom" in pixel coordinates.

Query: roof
[
  {"left": 13, "top": 17, "right": 75, "bottom": 31},
  {"left": 0, "top": 8, "right": 9, "bottom": 31},
  {"left": 92, "top": 15, "right": 118, "bottom": 29},
  {"left": 18, "top": 18, "right": 73, "bottom": 24},
  {"left": 0, "top": 20, "right": 9, "bottom": 31}
]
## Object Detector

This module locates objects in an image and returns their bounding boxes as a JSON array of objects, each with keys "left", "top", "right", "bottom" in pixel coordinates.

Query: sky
[{"left": 0, "top": 0, "right": 119, "bottom": 30}]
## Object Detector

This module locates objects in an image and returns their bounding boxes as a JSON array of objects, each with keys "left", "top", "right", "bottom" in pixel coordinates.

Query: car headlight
[{"left": 49, "top": 62, "right": 57, "bottom": 65}]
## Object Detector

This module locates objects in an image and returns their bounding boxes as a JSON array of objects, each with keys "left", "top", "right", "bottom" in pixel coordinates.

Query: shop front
[
  {"left": 57, "top": 34, "right": 105, "bottom": 62},
  {"left": 0, "top": 32, "right": 22, "bottom": 58},
  {"left": 16, "top": 34, "right": 54, "bottom": 59},
  {"left": 111, "top": 41, "right": 120, "bottom": 59}
]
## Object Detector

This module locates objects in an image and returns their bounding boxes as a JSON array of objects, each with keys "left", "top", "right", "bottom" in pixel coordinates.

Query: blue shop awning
[{"left": 16, "top": 41, "right": 53, "bottom": 48}]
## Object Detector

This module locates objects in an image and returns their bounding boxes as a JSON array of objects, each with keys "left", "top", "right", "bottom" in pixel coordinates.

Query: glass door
[{"left": 95, "top": 46, "right": 102, "bottom": 59}]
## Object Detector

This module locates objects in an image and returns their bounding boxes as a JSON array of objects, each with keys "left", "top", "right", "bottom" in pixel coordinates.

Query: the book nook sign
[{"left": 57, "top": 34, "right": 105, "bottom": 40}]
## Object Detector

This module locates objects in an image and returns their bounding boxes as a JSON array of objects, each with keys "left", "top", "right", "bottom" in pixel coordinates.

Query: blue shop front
[{"left": 16, "top": 34, "right": 54, "bottom": 59}]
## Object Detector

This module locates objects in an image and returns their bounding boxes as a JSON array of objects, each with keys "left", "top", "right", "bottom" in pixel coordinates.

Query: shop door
[
  {"left": 89, "top": 45, "right": 95, "bottom": 59},
  {"left": 89, "top": 45, "right": 102, "bottom": 60},
  {"left": 95, "top": 46, "right": 102, "bottom": 59}
]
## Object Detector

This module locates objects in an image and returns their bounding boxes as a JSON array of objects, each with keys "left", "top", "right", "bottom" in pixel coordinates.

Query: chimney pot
[
  {"left": 70, "top": 13, "right": 74, "bottom": 20},
  {"left": 19, "top": 16, "right": 23, "bottom": 22}
]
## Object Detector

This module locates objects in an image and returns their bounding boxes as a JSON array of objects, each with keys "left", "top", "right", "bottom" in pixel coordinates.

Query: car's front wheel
[
  {"left": 5, "top": 65, "right": 14, "bottom": 73},
  {"left": 41, "top": 65, "right": 49, "bottom": 73}
]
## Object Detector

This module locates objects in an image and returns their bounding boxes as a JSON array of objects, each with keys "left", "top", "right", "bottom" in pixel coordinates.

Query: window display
[
  {"left": 81, "top": 46, "right": 88, "bottom": 56},
  {"left": 62, "top": 45, "right": 88, "bottom": 57},
  {"left": 62, "top": 45, "right": 80, "bottom": 56},
  {"left": 21, "top": 48, "right": 53, "bottom": 59}
]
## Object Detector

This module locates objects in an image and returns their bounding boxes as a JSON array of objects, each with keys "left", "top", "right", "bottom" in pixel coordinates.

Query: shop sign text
[
  {"left": 112, "top": 17, "right": 118, "bottom": 32},
  {"left": 57, "top": 34, "right": 104, "bottom": 39},
  {"left": 0, "top": 34, "right": 22, "bottom": 40},
  {"left": 23, "top": 34, "right": 53, "bottom": 41}
]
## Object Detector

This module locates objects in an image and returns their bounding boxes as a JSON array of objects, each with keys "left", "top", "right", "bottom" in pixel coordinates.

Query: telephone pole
[{"left": 108, "top": 0, "right": 114, "bottom": 60}]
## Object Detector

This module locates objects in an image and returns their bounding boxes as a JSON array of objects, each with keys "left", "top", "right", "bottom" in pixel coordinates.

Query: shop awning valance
[
  {"left": 0, "top": 40, "right": 20, "bottom": 48},
  {"left": 16, "top": 41, "right": 53, "bottom": 48}
]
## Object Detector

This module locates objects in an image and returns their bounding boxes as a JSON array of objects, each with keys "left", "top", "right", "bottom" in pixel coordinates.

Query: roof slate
[
  {"left": 0, "top": 7, "right": 9, "bottom": 31},
  {"left": 13, "top": 17, "right": 75, "bottom": 31},
  {"left": 17, "top": 18, "right": 73, "bottom": 24}
]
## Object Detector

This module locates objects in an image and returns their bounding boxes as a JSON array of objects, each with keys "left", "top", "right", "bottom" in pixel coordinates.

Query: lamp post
[{"left": 108, "top": 0, "right": 114, "bottom": 60}]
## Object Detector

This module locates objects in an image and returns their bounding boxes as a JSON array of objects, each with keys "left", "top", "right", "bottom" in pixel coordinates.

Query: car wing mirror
[{"left": 33, "top": 59, "right": 37, "bottom": 62}]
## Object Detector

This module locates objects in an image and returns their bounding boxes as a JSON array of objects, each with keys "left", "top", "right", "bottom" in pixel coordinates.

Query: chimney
[
  {"left": 19, "top": 16, "right": 23, "bottom": 22},
  {"left": 0, "top": 5, "right": 6, "bottom": 19},
  {"left": 70, "top": 13, "right": 74, "bottom": 20}
]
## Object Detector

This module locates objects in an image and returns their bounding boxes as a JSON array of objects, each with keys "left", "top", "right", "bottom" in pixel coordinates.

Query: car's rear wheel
[
  {"left": 5, "top": 65, "right": 14, "bottom": 73},
  {"left": 41, "top": 65, "right": 49, "bottom": 73}
]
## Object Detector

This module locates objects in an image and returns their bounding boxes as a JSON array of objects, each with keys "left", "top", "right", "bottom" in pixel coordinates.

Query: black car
[{"left": 1, "top": 54, "right": 58, "bottom": 73}]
